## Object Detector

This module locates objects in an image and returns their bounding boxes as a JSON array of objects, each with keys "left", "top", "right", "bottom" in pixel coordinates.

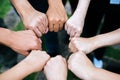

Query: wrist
[
  {"left": 89, "top": 36, "right": 101, "bottom": 51},
  {"left": 12, "top": 60, "right": 34, "bottom": 79},
  {"left": 85, "top": 67, "right": 98, "bottom": 80},
  {"left": 48, "top": 77, "right": 66, "bottom": 80},
  {"left": 72, "top": 10, "right": 85, "bottom": 25},
  {"left": 48, "top": 0, "right": 62, "bottom": 7},
  {"left": 5, "top": 31, "right": 17, "bottom": 48},
  {"left": 0, "top": 28, "right": 13, "bottom": 46},
  {"left": 11, "top": 0, "right": 35, "bottom": 19},
  {"left": 21, "top": 59, "right": 35, "bottom": 74},
  {"left": 92, "top": 35, "right": 105, "bottom": 49}
]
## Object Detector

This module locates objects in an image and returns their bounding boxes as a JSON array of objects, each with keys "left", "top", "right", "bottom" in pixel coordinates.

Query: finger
[
  {"left": 65, "top": 23, "right": 68, "bottom": 31},
  {"left": 31, "top": 39, "right": 41, "bottom": 50},
  {"left": 62, "top": 57, "right": 67, "bottom": 64},
  {"left": 59, "top": 22, "right": 64, "bottom": 30},
  {"left": 67, "top": 54, "right": 73, "bottom": 64},
  {"left": 27, "top": 30, "right": 36, "bottom": 36},
  {"left": 70, "top": 29, "right": 76, "bottom": 38},
  {"left": 65, "top": 14, "right": 68, "bottom": 21},
  {"left": 45, "top": 28, "right": 48, "bottom": 33},
  {"left": 44, "top": 18, "right": 49, "bottom": 33},
  {"left": 42, "top": 17, "right": 48, "bottom": 33},
  {"left": 33, "top": 27, "right": 42, "bottom": 37},
  {"left": 39, "top": 38, "right": 42, "bottom": 44},
  {"left": 69, "top": 39, "right": 78, "bottom": 52},
  {"left": 68, "top": 42, "right": 73, "bottom": 51},
  {"left": 37, "top": 25, "right": 44, "bottom": 34},
  {"left": 23, "top": 51, "right": 29, "bottom": 56},
  {"left": 42, "top": 23, "right": 46, "bottom": 34},
  {"left": 74, "top": 32, "right": 81, "bottom": 37},
  {"left": 67, "top": 26, "right": 72, "bottom": 35},
  {"left": 44, "top": 16, "right": 48, "bottom": 29},
  {"left": 49, "top": 22, "right": 54, "bottom": 32},
  {"left": 38, "top": 38, "right": 42, "bottom": 50},
  {"left": 37, "top": 39, "right": 42, "bottom": 50},
  {"left": 54, "top": 23, "right": 59, "bottom": 32}
]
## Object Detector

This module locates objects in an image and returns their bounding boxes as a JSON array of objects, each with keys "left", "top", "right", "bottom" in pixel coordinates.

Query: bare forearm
[
  {"left": 48, "top": 0, "right": 62, "bottom": 6},
  {"left": 74, "top": 0, "right": 90, "bottom": 21},
  {"left": 92, "top": 68, "right": 120, "bottom": 80},
  {"left": 93, "top": 28, "right": 120, "bottom": 49},
  {"left": 11, "top": 0, "right": 35, "bottom": 19},
  {"left": 0, "top": 60, "right": 33, "bottom": 80},
  {"left": 0, "top": 28, "right": 12, "bottom": 46}
]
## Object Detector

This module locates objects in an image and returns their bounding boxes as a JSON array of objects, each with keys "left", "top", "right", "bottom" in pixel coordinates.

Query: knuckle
[
  {"left": 56, "top": 55, "right": 62, "bottom": 59},
  {"left": 61, "top": 18, "right": 65, "bottom": 22},
  {"left": 33, "top": 43, "right": 38, "bottom": 48},
  {"left": 71, "top": 38, "right": 75, "bottom": 42},
  {"left": 32, "top": 39, "right": 39, "bottom": 47},
  {"left": 42, "top": 51, "right": 47, "bottom": 54},
  {"left": 49, "top": 18, "right": 54, "bottom": 22},
  {"left": 55, "top": 18, "right": 60, "bottom": 23},
  {"left": 68, "top": 64, "right": 71, "bottom": 70},
  {"left": 68, "top": 62, "right": 73, "bottom": 70}
]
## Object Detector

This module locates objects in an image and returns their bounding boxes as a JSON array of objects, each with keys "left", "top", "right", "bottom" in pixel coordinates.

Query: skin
[
  {"left": 0, "top": 50, "right": 50, "bottom": 80},
  {"left": 69, "top": 28, "right": 120, "bottom": 54},
  {"left": 47, "top": 0, "right": 68, "bottom": 32},
  {"left": 0, "top": 28, "right": 42, "bottom": 56},
  {"left": 11, "top": 0, "right": 67, "bottom": 35},
  {"left": 44, "top": 55, "right": 67, "bottom": 80},
  {"left": 68, "top": 51, "right": 94, "bottom": 80},
  {"left": 11, "top": 0, "right": 48, "bottom": 37},
  {"left": 65, "top": 0, "right": 90, "bottom": 38},
  {"left": 68, "top": 51, "right": 120, "bottom": 80}
]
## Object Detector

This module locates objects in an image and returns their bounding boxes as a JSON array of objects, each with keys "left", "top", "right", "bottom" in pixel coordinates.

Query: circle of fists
[
  {"left": 27, "top": 44, "right": 94, "bottom": 80},
  {"left": 19, "top": 2, "right": 92, "bottom": 79}
]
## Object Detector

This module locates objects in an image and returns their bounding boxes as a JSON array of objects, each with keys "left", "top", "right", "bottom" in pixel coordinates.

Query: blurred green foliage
[
  {"left": 105, "top": 47, "right": 120, "bottom": 60},
  {"left": 13, "top": 21, "right": 25, "bottom": 31},
  {"left": 0, "top": 0, "right": 11, "bottom": 18},
  {"left": 23, "top": 73, "right": 38, "bottom": 80}
]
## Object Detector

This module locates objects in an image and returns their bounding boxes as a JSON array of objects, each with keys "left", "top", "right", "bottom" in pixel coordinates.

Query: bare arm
[
  {"left": 0, "top": 28, "right": 12, "bottom": 45},
  {"left": 69, "top": 28, "right": 120, "bottom": 54},
  {"left": 94, "top": 28, "right": 120, "bottom": 49},
  {"left": 44, "top": 55, "right": 67, "bottom": 80},
  {"left": 93, "top": 67, "right": 120, "bottom": 80},
  {"left": 10, "top": 0, "right": 34, "bottom": 19},
  {"left": 74, "top": 0, "right": 90, "bottom": 21},
  {"left": 0, "top": 59, "right": 33, "bottom": 80},
  {"left": 0, "top": 28, "right": 41, "bottom": 56},
  {"left": 65, "top": 0, "right": 90, "bottom": 37},
  {"left": 0, "top": 50, "right": 50, "bottom": 80},
  {"left": 47, "top": 0, "right": 68, "bottom": 32},
  {"left": 11, "top": 0, "right": 48, "bottom": 37},
  {"left": 68, "top": 51, "right": 120, "bottom": 80}
]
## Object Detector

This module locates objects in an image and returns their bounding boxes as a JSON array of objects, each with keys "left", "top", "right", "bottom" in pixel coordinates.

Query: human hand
[
  {"left": 22, "top": 10, "right": 48, "bottom": 37},
  {"left": 47, "top": 0, "right": 68, "bottom": 32},
  {"left": 69, "top": 37, "right": 95, "bottom": 54},
  {"left": 23, "top": 50, "right": 50, "bottom": 72},
  {"left": 44, "top": 55, "right": 67, "bottom": 80},
  {"left": 65, "top": 14, "right": 84, "bottom": 38},
  {"left": 8, "top": 30, "right": 42, "bottom": 56},
  {"left": 68, "top": 51, "right": 95, "bottom": 80},
  {"left": 0, "top": 50, "right": 50, "bottom": 80}
]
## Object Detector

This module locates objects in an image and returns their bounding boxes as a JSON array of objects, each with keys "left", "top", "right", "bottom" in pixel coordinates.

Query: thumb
[{"left": 22, "top": 51, "right": 29, "bottom": 56}]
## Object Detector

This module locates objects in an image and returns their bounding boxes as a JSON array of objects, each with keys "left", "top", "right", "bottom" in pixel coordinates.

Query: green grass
[{"left": 0, "top": 0, "right": 11, "bottom": 18}]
